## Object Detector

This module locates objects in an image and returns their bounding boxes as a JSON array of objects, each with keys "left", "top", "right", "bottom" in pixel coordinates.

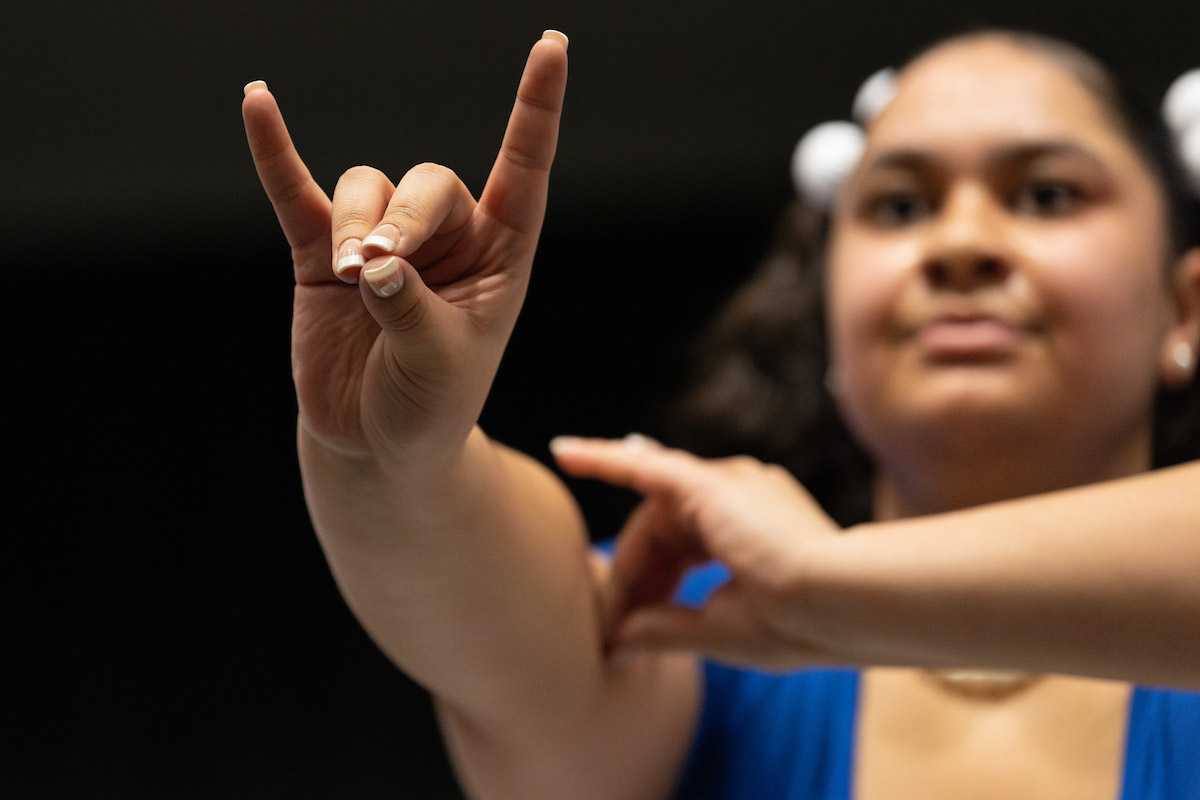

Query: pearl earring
[{"left": 1173, "top": 342, "right": 1195, "bottom": 371}]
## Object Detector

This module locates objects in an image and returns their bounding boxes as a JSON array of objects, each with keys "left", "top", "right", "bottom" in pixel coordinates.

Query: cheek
[
  {"left": 1028, "top": 222, "right": 1170, "bottom": 384},
  {"left": 826, "top": 235, "right": 915, "bottom": 366},
  {"left": 1027, "top": 220, "right": 1166, "bottom": 340}
]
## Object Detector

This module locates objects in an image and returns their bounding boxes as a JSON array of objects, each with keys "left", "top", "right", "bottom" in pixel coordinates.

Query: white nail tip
[
  {"left": 364, "top": 258, "right": 403, "bottom": 298},
  {"left": 336, "top": 255, "right": 365, "bottom": 273},
  {"left": 542, "top": 30, "right": 569, "bottom": 51},
  {"left": 243, "top": 80, "right": 267, "bottom": 96},
  {"left": 363, "top": 235, "right": 397, "bottom": 252}
]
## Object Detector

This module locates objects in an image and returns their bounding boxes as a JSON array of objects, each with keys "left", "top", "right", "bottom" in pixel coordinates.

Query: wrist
[
  {"left": 296, "top": 418, "right": 480, "bottom": 483},
  {"left": 296, "top": 425, "right": 490, "bottom": 545},
  {"left": 794, "top": 522, "right": 913, "bottom": 667}
]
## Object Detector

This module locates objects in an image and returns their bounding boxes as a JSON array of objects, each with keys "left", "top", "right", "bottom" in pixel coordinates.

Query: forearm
[
  {"left": 809, "top": 462, "right": 1200, "bottom": 688},
  {"left": 299, "top": 425, "right": 605, "bottom": 727}
]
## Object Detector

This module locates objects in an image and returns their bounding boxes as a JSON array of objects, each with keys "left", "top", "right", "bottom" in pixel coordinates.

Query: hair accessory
[
  {"left": 791, "top": 121, "right": 865, "bottom": 210},
  {"left": 1164, "top": 69, "right": 1200, "bottom": 133},
  {"left": 1163, "top": 69, "right": 1200, "bottom": 195},
  {"left": 851, "top": 67, "right": 898, "bottom": 125},
  {"left": 795, "top": 65, "right": 1200, "bottom": 209},
  {"left": 792, "top": 69, "right": 893, "bottom": 210}
]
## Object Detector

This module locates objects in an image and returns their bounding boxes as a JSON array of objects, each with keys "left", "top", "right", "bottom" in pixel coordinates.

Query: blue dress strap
[
  {"left": 1121, "top": 685, "right": 1200, "bottom": 799},
  {"left": 668, "top": 558, "right": 859, "bottom": 800}
]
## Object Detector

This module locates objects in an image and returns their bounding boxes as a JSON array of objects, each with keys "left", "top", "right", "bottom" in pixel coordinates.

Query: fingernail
[
  {"left": 549, "top": 436, "right": 583, "bottom": 455},
  {"left": 363, "top": 224, "right": 399, "bottom": 254},
  {"left": 542, "top": 30, "right": 569, "bottom": 51},
  {"left": 363, "top": 256, "right": 403, "bottom": 298},
  {"left": 622, "top": 433, "right": 653, "bottom": 452},
  {"left": 335, "top": 238, "right": 365, "bottom": 277},
  {"left": 243, "top": 80, "right": 267, "bottom": 96}
]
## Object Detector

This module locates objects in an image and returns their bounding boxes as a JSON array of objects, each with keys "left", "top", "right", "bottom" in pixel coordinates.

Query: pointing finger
[{"left": 550, "top": 435, "right": 713, "bottom": 499}]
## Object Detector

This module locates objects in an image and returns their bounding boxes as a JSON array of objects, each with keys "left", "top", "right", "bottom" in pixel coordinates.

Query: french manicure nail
[
  {"left": 363, "top": 224, "right": 399, "bottom": 254},
  {"left": 335, "top": 238, "right": 365, "bottom": 277},
  {"left": 363, "top": 257, "right": 403, "bottom": 298},
  {"left": 243, "top": 80, "right": 267, "bottom": 96},
  {"left": 542, "top": 30, "right": 569, "bottom": 51}
]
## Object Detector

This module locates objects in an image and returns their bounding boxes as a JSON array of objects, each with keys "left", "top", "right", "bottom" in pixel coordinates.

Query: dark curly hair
[{"left": 670, "top": 29, "right": 1200, "bottom": 527}]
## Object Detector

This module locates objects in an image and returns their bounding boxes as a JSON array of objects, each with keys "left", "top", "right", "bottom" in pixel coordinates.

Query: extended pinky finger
[{"left": 242, "top": 82, "right": 333, "bottom": 280}]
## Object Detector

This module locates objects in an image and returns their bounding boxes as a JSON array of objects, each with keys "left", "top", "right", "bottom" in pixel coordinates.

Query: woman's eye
[
  {"left": 1014, "top": 181, "right": 1081, "bottom": 216},
  {"left": 864, "top": 192, "right": 929, "bottom": 227}
]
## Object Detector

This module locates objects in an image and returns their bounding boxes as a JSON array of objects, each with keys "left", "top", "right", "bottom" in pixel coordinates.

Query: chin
[{"left": 841, "top": 381, "right": 1067, "bottom": 477}]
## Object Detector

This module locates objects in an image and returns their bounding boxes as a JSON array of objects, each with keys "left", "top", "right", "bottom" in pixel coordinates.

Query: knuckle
[
  {"left": 763, "top": 463, "right": 791, "bottom": 481},
  {"left": 384, "top": 197, "right": 427, "bottom": 232},
  {"left": 384, "top": 290, "right": 430, "bottom": 335},
  {"left": 499, "top": 142, "right": 548, "bottom": 172},
  {"left": 407, "top": 161, "right": 458, "bottom": 183},
  {"left": 331, "top": 210, "right": 382, "bottom": 238},
  {"left": 516, "top": 86, "right": 562, "bottom": 115},
  {"left": 339, "top": 164, "right": 387, "bottom": 185},
  {"left": 266, "top": 174, "right": 309, "bottom": 207},
  {"left": 721, "top": 455, "right": 763, "bottom": 475}
]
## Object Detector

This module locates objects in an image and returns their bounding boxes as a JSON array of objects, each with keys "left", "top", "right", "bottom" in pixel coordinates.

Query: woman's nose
[{"left": 921, "top": 186, "right": 1012, "bottom": 291}]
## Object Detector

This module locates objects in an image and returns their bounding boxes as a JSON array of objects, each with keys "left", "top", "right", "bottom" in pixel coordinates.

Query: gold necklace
[{"left": 928, "top": 669, "right": 1043, "bottom": 700}]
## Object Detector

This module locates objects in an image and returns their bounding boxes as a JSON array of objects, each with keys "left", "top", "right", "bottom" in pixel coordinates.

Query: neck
[{"left": 872, "top": 428, "right": 1153, "bottom": 521}]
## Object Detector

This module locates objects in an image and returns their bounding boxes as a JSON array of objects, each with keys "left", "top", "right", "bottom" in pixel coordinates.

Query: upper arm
[{"left": 434, "top": 553, "right": 702, "bottom": 800}]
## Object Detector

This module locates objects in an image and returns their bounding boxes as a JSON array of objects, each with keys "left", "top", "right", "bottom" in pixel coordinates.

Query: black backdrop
[{"left": 7, "top": 1, "right": 1197, "bottom": 796}]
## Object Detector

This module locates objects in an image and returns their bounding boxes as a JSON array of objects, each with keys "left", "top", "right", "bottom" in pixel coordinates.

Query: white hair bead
[
  {"left": 1163, "top": 68, "right": 1200, "bottom": 135},
  {"left": 1179, "top": 122, "right": 1200, "bottom": 195},
  {"left": 791, "top": 121, "right": 866, "bottom": 211},
  {"left": 852, "top": 67, "right": 898, "bottom": 125}
]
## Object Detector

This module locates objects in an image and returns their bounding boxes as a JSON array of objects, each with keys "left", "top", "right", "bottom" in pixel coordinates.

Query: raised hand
[
  {"left": 242, "top": 33, "right": 569, "bottom": 465},
  {"left": 552, "top": 435, "right": 843, "bottom": 670}
]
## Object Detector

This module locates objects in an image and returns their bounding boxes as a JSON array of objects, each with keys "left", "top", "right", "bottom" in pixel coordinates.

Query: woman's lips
[{"left": 915, "top": 317, "right": 1022, "bottom": 360}]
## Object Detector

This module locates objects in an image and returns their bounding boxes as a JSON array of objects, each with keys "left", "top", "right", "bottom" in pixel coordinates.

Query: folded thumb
[{"left": 359, "top": 255, "right": 437, "bottom": 340}]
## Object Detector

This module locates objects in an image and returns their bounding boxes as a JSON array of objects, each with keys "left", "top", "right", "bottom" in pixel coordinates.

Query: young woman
[{"left": 243, "top": 27, "right": 1199, "bottom": 799}]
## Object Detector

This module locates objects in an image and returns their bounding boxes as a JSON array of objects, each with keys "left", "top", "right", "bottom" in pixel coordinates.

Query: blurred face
[{"left": 826, "top": 37, "right": 1178, "bottom": 492}]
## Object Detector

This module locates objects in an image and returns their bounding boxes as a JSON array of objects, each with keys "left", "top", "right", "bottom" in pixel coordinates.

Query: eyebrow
[{"left": 859, "top": 141, "right": 1110, "bottom": 175}]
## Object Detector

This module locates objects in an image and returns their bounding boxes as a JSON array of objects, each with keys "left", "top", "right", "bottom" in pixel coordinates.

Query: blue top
[{"left": 664, "top": 560, "right": 1200, "bottom": 799}]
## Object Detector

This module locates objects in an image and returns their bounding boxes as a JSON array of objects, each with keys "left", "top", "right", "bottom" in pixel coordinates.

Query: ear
[{"left": 1160, "top": 247, "right": 1200, "bottom": 389}]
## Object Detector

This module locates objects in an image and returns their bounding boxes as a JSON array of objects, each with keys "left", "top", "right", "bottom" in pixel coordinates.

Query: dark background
[{"left": 7, "top": 1, "right": 1197, "bottom": 797}]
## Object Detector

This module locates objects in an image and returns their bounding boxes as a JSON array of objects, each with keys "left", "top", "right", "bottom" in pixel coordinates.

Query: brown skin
[
  {"left": 553, "top": 36, "right": 1200, "bottom": 799},
  {"left": 836, "top": 41, "right": 1199, "bottom": 796},
  {"left": 245, "top": 38, "right": 700, "bottom": 800},
  {"left": 248, "top": 31, "right": 1200, "bottom": 800},
  {"left": 828, "top": 38, "right": 1197, "bottom": 518}
]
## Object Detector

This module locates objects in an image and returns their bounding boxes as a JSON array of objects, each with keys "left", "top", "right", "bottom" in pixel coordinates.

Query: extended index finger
[
  {"left": 242, "top": 83, "right": 332, "bottom": 262},
  {"left": 478, "top": 32, "right": 569, "bottom": 236},
  {"left": 550, "top": 435, "right": 714, "bottom": 499}
]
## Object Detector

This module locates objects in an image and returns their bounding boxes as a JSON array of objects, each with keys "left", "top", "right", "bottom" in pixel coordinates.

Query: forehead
[{"left": 867, "top": 38, "right": 1119, "bottom": 153}]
